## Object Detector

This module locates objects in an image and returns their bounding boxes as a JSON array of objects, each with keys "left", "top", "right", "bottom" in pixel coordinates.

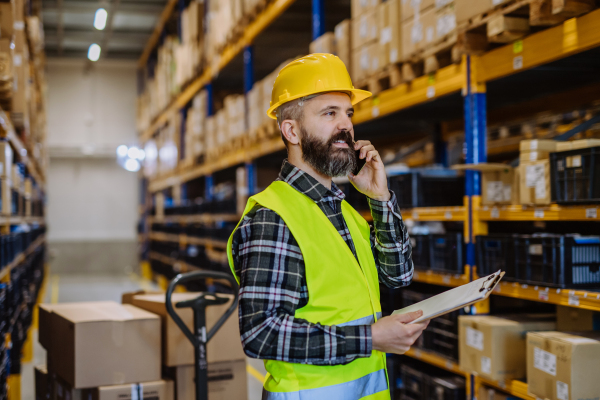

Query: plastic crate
[
  {"left": 388, "top": 170, "right": 464, "bottom": 209},
  {"left": 476, "top": 234, "right": 517, "bottom": 279},
  {"left": 477, "top": 234, "right": 600, "bottom": 288},
  {"left": 551, "top": 146, "right": 600, "bottom": 204},
  {"left": 400, "top": 365, "right": 428, "bottom": 399},
  {"left": 428, "top": 376, "right": 466, "bottom": 400},
  {"left": 430, "top": 233, "right": 464, "bottom": 274},
  {"left": 410, "top": 235, "right": 431, "bottom": 270}
]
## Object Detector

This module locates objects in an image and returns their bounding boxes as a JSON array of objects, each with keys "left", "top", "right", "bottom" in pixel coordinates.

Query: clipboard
[{"left": 392, "top": 270, "right": 505, "bottom": 324}]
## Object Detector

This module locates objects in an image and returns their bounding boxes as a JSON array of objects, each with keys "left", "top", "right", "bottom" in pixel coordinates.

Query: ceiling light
[
  {"left": 88, "top": 44, "right": 101, "bottom": 62},
  {"left": 127, "top": 146, "right": 140, "bottom": 159},
  {"left": 116, "top": 145, "right": 128, "bottom": 157},
  {"left": 94, "top": 8, "right": 108, "bottom": 30}
]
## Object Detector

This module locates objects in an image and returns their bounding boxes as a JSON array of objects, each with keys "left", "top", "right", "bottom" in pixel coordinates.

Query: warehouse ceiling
[{"left": 42, "top": 0, "right": 169, "bottom": 59}]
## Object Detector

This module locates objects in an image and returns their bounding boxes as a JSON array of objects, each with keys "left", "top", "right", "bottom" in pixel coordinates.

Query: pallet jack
[{"left": 166, "top": 271, "right": 239, "bottom": 400}]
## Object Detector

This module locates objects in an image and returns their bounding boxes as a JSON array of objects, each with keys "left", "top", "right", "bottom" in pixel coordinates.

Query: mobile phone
[{"left": 354, "top": 149, "right": 367, "bottom": 175}]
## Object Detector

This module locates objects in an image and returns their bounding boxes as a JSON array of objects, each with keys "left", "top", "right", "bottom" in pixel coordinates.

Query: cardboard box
[
  {"left": 556, "top": 138, "right": 600, "bottom": 152},
  {"left": 352, "top": 0, "right": 381, "bottom": 18},
  {"left": 0, "top": 178, "right": 11, "bottom": 215},
  {"left": 0, "top": 2, "right": 14, "bottom": 38},
  {"left": 121, "top": 290, "right": 163, "bottom": 305},
  {"left": 39, "top": 301, "right": 161, "bottom": 388},
  {"left": 435, "top": 3, "right": 457, "bottom": 40},
  {"left": 309, "top": 32, "right": 337, "bottom": 54},
  {"left": 352, "top": 9, "right": 378, "bottom": 50},
  {"left": 352, "top": 42, "right": 380, "bottom": 82},
  {"left": 377, "top": 0, "right": 402, "bottom": 65},
  {"left": 83, "top": 380, "right": 174, "bottom": 400},
  {"left": 453, "top": 163, "right": 518, "bottom": 205},
  {"left": 556, "top": 305, "right": 600, "bottom": 331},
  {"left": 402, "top": 6, "right": 437, "bottom": 59},
  {"left": 401, "top": 0, "right": 435, "bottom": 21},
  {"left": 519, "top": 150, "right": 552, "bottom": 163},
  {"left": 459, "top": 314, "right": 556, "bottom": 381},
  {"left": 166, "top": 360, "right": 248, "bottom": 400},
  {"left": 477, "top": 385, "right": 515, "bottom": 400},
  {"left": 335, "top": 20, "right": 352, "bottom": 73},
  {"left": 0, "top": 38, "right": 12, "bottom": 82},
  {"left": 527, "top": 331, "right": 600, "bottom": 400},
  {"left": 0, "top": 141, "right": 13, "bottom": 179},
  {"left": 131, "top": 293, "right": 244, "bottom": 366},
  {"left": 519, "top": 159, "right": 551, "bottom": 205},
  {"left": 35, "top": 365, "right": 49, "bottom": 400},
  {"left": 455, "top": 0, "right": 511, "bottom": 25},
  {"left": 520, "top": 139, "right": 558, "bottom": 152}
]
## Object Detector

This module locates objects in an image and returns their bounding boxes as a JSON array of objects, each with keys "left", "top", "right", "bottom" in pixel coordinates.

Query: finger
[
  {"left": 405, "top": 324, "right": 427, "bottom": 337},
  {"left": 360, "top": 145, "right": 375, "bottom": 158},
  {"left": 354, "top": 140, "right": 372, "bottom": 150},
  {"left": 366, "top": 150, "right": 380, "bottom": 162},
  {"left": 394, "top": 310, "right": 423, "bottom": 324}
]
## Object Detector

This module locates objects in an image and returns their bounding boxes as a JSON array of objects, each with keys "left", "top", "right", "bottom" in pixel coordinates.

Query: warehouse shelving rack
[{"left": 138, "top": 2, "right": 600, "bottom": 399}]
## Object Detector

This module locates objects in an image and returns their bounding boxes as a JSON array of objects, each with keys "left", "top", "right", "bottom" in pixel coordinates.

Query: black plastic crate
[
  {"left": 430, "top": 233, "right": 464, "bottom": 274},
  {"left": 428, "top": 376, "right": 466, "bottom": 400},
  {"left": 400, "top": 365, "right": 428, "bottom": 399},
  {"left": 388, "top": 170, "right": 464, "bottom": 209},
  {"left": 476, "top": 234, "right": 516, "bottom": 279},
  {"left": 410, "top": 235, "right": 431, "bottom": 270},
  {"left": 551, "top": 146, "right": 600, "bottom": 204}
]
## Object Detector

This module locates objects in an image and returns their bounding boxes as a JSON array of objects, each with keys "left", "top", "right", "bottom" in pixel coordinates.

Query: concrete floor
[{"left": 21, "top": 272, "right": 266, "bottom": 400}]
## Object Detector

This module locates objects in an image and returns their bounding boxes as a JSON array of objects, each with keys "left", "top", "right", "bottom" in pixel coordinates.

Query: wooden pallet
[
  {"left": 255, "top": 119, "right": 279, "bottom": 141},
  {"left": 355, "top": 63, "right": 404, "bottom": 96}
]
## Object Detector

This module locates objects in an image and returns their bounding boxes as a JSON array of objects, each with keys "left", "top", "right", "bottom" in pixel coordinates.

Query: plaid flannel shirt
[{"left": 230, "top": 160, "right": 413, "bottom": 365}]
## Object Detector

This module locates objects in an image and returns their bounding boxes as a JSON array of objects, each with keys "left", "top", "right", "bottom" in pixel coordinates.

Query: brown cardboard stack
[
  {"left": 402, "top": 0, "right": 435, "bottom": 59},
  {"left": 0, "top": 141, "right": 13, "bottom": 215},
  {"left": 519, "top": 139, "right": 557, "bottom": 205},
  {"left": 477, "top": 385, "right": 517, "bottom": 400},
  {"left": 555, "top": 138, "right": 600, "bottom": 151},
  {"left": 309, "top": 32, "right": 337, "bottom": 54},
  {"left": 0, "top": 2, "right": 13, "bottom": 110},
  {"left": 185, "top": 90, "right": 208, "bottom": 162},
  {"left": 12, "top": 0, "right": 30, "bottom": 130},
  {"left": 453, "top": 163, "right": 519, "bottom": 206},
  {"left": 377, "top": 0, "right": 402, "bottom": 67},
  {"left": 351, "top": 0, "right": 380, "bottom": 82},
  {"left": 205, "top": 0, "right": 244, "bottom": 62},
  {"left": 131, "top": 293, "right": 247, "bottom": 400},
  {"left": 527, "top": 331, "right": 600, "bottom": 400},
  {"left": 38, "top": 301, "right": 164, "bottom": 398},
  {"left": 455, "top": 0, "right": 511, "bottom": 26},
  {"left": 556, "top": 305, "right": 600, "bottom": 331},
  {"left": 224, "top": 94, "right": 246, "bottom": 142},
  {"left": 176, "top": 1, "right": 204, "bottom": 88},
  {"left": 458, "top": 314, "right": 556, "bottom": 382},
  {"left": 335, "top": 20, "right": 352, "bottom": 74}
]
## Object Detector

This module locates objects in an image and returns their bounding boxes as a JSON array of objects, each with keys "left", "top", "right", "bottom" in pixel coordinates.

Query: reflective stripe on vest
[{"left": 227, "top": 181, "right": 389, "bottom": 400}]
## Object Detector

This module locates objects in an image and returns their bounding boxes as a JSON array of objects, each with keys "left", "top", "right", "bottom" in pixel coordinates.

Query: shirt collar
[{"left": 278, "top": 159, "right": 346, "bottom": 203}]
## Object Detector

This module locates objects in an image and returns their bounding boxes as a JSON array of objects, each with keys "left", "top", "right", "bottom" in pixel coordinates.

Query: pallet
[
  {"left": 255, "top": 119, "right": 279, "bottom": 141},
  {"left": 355, "top": 64, "right": 403, "bottom": 96}
]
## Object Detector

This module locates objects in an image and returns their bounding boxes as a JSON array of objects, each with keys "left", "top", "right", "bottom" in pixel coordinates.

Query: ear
[{"left": 280, "top": 120, "right": 300, "bottom": 145}]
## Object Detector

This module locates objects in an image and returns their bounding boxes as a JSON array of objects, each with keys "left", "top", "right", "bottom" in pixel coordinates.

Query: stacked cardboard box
[
  {"left": 377, "top": 0, "right": 402, "bottom": 67},
  {"left": 402, "top": 0, "right": 457, "bottom": 60},
  {"left": 351, "top": 0, "right": 380, "bottom": 82},
  {"left": 453, "top": 163, "right": 519, "bottom": 206},
  {"left": 309, "top": 32, "right": 337, "bottom": 55},
  {"left": 224, "top": 94, "right": 246, "bottom": 142},
  {"left": 527, "top": 331, "right": 600, "bottom": 400},
  {"left": 36, "top": 302, "right": 167, "bottom": 400},
  {"left": 335, "top": 20, "right": 352, "bottom": 74},
  {"left": 185, "top": 90, "right": 208, "bottom": 162},
  {"left": 131, "top": 293, "right": 247, "bottom": 400},
  {"left": 205, "top": 0, "right": 244, "bottom": 62},
  {"left": 458, "top": 314, "right": 556, "bottom": 382},
  {"left": 0, "top": 142, "right": 13, "bottom": 216},
  {"left": 176, "top": 1, "right": 204, "bottom": 88},
  {"left": 519, "top": 139, "right": 557, "bottom": 205}
]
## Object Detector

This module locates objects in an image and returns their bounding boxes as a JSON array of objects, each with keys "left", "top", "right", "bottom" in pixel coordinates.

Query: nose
[{"left": 337, "top": 112, "right": 353, "bottom": 134}]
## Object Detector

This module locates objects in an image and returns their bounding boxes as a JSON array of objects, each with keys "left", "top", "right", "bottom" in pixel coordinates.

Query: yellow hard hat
[{"left": 267, "top": 53, "right": 372, "bottom": 120}]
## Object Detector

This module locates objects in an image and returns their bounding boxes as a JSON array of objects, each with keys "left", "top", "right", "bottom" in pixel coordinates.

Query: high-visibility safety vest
[{"left": 227, "top": 181, "right": 390, "bottom": 400}]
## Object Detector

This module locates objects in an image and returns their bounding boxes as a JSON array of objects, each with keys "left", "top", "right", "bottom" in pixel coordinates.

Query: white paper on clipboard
[{"left": 392, "top": 270, "right": 505, "bottom": 324}]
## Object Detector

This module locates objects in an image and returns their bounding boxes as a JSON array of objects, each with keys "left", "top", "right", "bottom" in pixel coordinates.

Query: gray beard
[{"left": 299, "top": 126, "right": 357, "bottom": 178}]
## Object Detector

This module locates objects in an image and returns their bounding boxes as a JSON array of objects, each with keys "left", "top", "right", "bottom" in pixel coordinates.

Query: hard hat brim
[{"left": 266, "top": 88, "right": 372, "bottom": 120}]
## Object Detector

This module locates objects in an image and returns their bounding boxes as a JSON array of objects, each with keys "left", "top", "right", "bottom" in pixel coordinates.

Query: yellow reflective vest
[{"left": 227, "top": 181, "right": 390, "bottom": 400}]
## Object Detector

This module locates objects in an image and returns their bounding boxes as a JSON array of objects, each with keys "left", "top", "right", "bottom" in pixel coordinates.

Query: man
[{"left": 226, "top": 54, "right": 428, "bottom": 399}]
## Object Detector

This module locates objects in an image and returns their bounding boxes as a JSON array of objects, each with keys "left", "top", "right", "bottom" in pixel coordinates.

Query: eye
[
  {"left": 347, "top": 112, "right": 354, "bottom": 118},
  {"left": 325, "top": 111, "right": 335, "bottom": 116}
]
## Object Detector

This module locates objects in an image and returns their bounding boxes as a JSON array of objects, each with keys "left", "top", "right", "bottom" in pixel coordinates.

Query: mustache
[{"left": 327, "top": 130, "right": 354, "bottom": 148}]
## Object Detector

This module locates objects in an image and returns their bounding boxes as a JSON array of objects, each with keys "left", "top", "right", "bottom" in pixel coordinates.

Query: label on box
[
  {"left": 372, "top": 57, "right": 379, "bottom": 71},
  {"left": 380, "top": 27, "right": 392, "bottom": 44},
  {"left": 535, "top": 179, "right": 546, "bottom": 200},
  {"left": 568, "top": 155, "right": 582, "bottom": 168},
  {"left": 513, "top": 55, "right": 523, "bottom": 70},
  {"left": 426, "top": 86, "right": 435, "bottom": 98},
  {"left": 412, "top": 22, "right": 423, "bottom": 44},
  {"left": 14, "top": 54, "right": 22, "bottom": 67},
  {"left": 568, "top": 295, "right": 579, "bottom": 306},
  {"left": 360, "top": 18, "right": 368, "bottom": 39},
  {"left": 557, "top": 381, "right": 569, "bottom": 400},
  {"left": 529, "top": 140, "right": 539, "bottom": 150},
  {"left": 586, "top": 208, "right": 597, "bottom": 219},
  {"left": 503, "top": 184, "right": 512, "bottom": 202},
  {"left": 426, "top": 27, "right": 434, "bottom": 42},
  {"left": 529, "top": 151, "right": 538, "bottom": 161},
  {"left": 360, "top": 53, "right": 369, "bottom": 71},
  {"left": 436, "top": 14, "right": 456, "bottom": 37},
  {"left": 481, "top": 356, "right": 491, "bottom": 375},
  {"left": 487, "top": 181, "right": 504, "bottom": 202},
  {"left": 526, "top": 164, "right": 545, "bottom": 188},
  {"left": 534, "top": 347, "right": 557, "bottom": 376},
  {"left": 529, "top": 244, "right": 543, "bottom": 255},
  {"left": 390, "top": 48, "right": 398, "bottom": 63},
  {"left": 14, "top": 21, "right": 24, "bottom": 31},
  {"left": 466, "top": 327, "right": 484, "bottom": 351},
  {"left": 491, "top": 207, "right": 500, "bottom": 219}
]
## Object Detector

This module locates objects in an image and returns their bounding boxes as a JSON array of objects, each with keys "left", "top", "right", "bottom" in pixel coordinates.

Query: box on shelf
[
  {"left": 477, "top": 385, "right": 515, "bottom": 400},
  {"left": 165, "top": 360, "right": 247, "bottom": 400},
  {"left": 352, "top": 8, "right": 379, "bottom": 50},
  {"left": 309, "top": 32, "right": 336, "bottom": 54},
  {"left": 0, "top": 178, "right": 11, "bottom": 215},
  {"left": 0, "top": 38, "right": 12, "bottom": 84},
  {"left": 38, "top": 301, "right": 161, "bottom": 388},
  {"left": 519, "top": 159, "right": 551, "bottom": 205},
  {"left": 519, "top": 150, "right": 552, "bottom": 163},
  {"left": 453, "top": 163, "right": 518, "bottom": 205},
  {"left": 35, "top": 365, "right": 49, "bottom": 400},
  {"left": 402, "top": 6, "right": 437, "bottom": 59},
  {"left": 520, "top": 139, "right": 558, "bottom": 152},
  {"left": 527, "top": 331, "right": 600, "bottom": 400},
  {"left": 556, "top": 138, "right": 600, "bottom": 151},
  {"left": 352, "top": 0, "right": 381, "bottom": 18},
  {"left": 335, "top": 20, "right": 352, "bottom": 71},
  {"left": 377, "top": 0, "right": 402, "bottom": 66},
  {"left": 455, "top": 0, "right": 511, "bottom": 25},
  {"left": 83, "top": 380, "right": 174, "bottom": 400},
  {"left": 131, "top": 293, "right": 244, "bottom": 366},
  {"left": 0, "top": 3, "right": 13, "bottom": 39},
  {"left": 459, "top": 314, "right": 556, "bottom": 382},
  {"left": 352, "top": 42, "right": 380, "bottom": 82},
  {"left": 401, "top": 0, "right": 435, "bottom": 21},
  {"left": 0, "top": 142, "right": 13, "bottom": 178},
  {"left": 435, "top": 3, "right": 457, "bottom": 41},
  {"left": 556, "top": 305, "right": 600, "bottom": 331}
]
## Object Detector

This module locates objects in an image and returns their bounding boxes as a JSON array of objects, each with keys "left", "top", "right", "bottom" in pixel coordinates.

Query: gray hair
[{"left": 276, "top": 94, "right": 321, "bottom": 126}]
